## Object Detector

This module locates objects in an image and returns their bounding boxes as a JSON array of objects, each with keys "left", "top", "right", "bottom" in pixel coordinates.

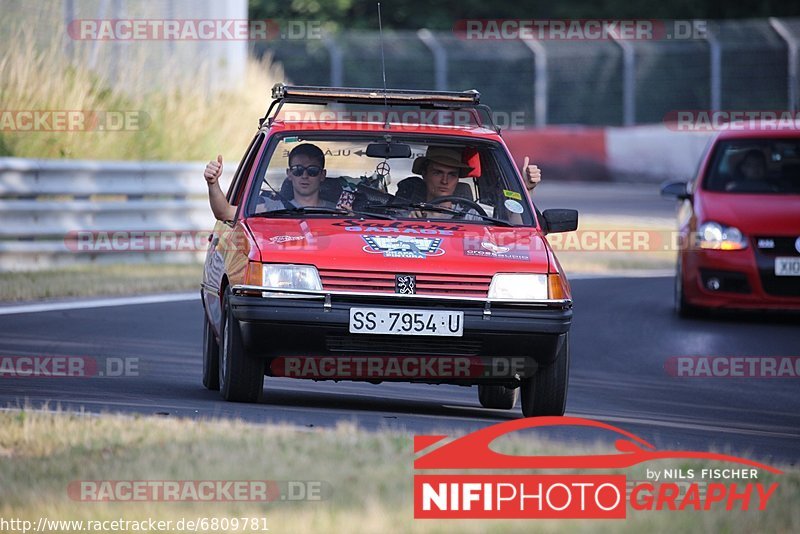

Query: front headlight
[
  {"left": 696, "top": 222, "right": 748, "bottom": 250},
  {"left": 489, "top": 274, "right": 549, "bottom": 300},
  {"left": 262, "top": 264, "right": 322, "bottom": 291}
]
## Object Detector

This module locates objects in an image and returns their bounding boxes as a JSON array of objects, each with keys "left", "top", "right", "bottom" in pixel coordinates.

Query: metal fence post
[
  {"left": 63, "top": 0, "right": 75, "bottom": 61},
  {"left": 322, "top": 33, "right": 344, "bottom": 87},
  {"left": 705, "top": 27, "right": 722, "bottom": 111},
  {"left": 522, "top": 39, "right": 548, "bottom": 127},
  {"left": 611, "top": 35, "right": 636, "bottom": 126},
  {"left": 769, "top": 18, "right": 798, "bottom": 113},
  {"left": 417, "top": 29, "right": 447, "bottom": 91}
]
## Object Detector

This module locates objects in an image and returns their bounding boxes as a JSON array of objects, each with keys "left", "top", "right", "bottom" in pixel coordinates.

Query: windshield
[
  {"left": 703, "top": 138, "right": 800, "bottom": 195},
  {"left": 245, "top": 134, "right": 535, "bottom": 226}
]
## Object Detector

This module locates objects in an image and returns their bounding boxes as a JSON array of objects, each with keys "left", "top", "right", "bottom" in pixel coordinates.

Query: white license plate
[
  {"left": 349, "top": 308, "right": 464, "bottom": 336},
  {"left": 775, "top": 257, "right": 800, "bottom": 276}
]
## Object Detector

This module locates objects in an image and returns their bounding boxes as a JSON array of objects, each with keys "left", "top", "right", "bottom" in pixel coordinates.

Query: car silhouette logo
[
  {"left": 481, "top": 241, "right": 510, "bottom": 254},
  {"left": 414, "top": 416, "right": 782, "bottom": 472}
]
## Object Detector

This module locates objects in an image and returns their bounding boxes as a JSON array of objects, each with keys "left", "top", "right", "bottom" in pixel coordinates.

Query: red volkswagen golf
[{"left": 662, "top": 127, "right": 800, "bottom": 315}]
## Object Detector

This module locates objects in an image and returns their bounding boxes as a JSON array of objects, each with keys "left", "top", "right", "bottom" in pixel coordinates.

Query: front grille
[
  {"left": 760, "top": 276, "right": 800, "bottom": 297},
  {"left": 753, "top": 236, "right": 800, "bottom": 256},
  {"left": 326, "top": 334, "right": 482, "bottom": 355},
  {"left": 318, "top": 269, "right": 491, "bottom": 298},
  {"left": 753, "top": 236, "right": 800, "bottom": 297}
]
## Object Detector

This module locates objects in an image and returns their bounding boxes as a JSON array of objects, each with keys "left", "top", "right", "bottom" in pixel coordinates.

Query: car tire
[
  {"left": 675, "top": 256, "right": 703, "bottom": 318},
  {"left": 478, "top": 385, "right": 519, "bottom": 410},
  {"left": 521, "top": 333, "right": 569, "bottom": 417},
  {"left": 202, "top": 309, "right": 220, "bottom": 391},
  {"left": 219, "top": 288, "right": 264, "bottom": 403}
]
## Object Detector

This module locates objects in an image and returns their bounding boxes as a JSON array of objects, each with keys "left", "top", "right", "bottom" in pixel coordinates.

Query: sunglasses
[{"left": 289, "top": 164, "right": 323, "bottom": 177}]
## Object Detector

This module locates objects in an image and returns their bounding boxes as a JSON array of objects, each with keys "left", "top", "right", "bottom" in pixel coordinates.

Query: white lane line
[
  {"left": 0, "top": 272, "right": 672, "bottom": 315},
  {"left": 569, "top": 270, "right": 673, "bottom": 280},
  {"left": 0, "top": 292, "right": 199, "bottom": 316},
  {"left": 570, "top": 412, "right": 800, "bottom": 440}
]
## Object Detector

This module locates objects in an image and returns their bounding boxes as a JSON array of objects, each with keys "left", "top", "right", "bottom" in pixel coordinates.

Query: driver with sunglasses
[{"left": 204, "top": 144, "right": 334, "bottom": 221}]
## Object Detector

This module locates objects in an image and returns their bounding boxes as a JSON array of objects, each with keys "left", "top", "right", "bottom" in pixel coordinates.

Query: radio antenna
[{"left": 377, "top": 3, "right": 390, "bottom": 127}]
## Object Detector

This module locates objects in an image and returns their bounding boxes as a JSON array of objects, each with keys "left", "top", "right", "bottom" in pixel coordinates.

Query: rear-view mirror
[
  {"left": 660, "top": 181, "right": 691, "bottom": 200},
  {"left": 542, "top": 209, "right": 579, "bottom": 234},
  {"left": 366, "top": 142, "right": 412, "bottom": 159}
]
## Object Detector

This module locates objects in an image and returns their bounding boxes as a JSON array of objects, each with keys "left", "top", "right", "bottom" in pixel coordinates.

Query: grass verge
[
  {"left": 0, "top": 410, "right": 796, "bottom": 533},
  {"left": 555, "top": 215, "right": 678, "bottom": 274},
  {"left": 0, "top": 2, "right": 283, "bottom": 161},
  {"left": 0, "top": 263, "right": 203, "bottom": 302}
]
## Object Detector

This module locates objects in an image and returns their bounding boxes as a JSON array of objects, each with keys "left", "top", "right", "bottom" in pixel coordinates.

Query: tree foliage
[{"left": 249, "top": 0, "right": 800, "bottom": 31}]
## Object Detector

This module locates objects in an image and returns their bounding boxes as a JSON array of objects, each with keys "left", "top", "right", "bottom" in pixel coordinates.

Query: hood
[
  {"left": 245, "top": 217, "right": 552, "bottom": 275},
  {"left": 698, "top": 192, "right": 800, "bottom": 236}
]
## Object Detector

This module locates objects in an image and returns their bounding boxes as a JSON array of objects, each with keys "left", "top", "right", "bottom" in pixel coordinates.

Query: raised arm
[{"left": 204, "top": 154, "right": 236, "bottom": 221}]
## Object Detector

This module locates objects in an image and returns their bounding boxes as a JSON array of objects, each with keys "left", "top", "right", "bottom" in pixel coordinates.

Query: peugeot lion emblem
[{"left": 395, "top": 274, "right": 416, "bottom": 294}]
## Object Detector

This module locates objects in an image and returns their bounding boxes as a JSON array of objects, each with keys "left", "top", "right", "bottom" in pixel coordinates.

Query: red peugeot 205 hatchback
[
  {"left": 200, "top": 84, "right": 578, "bottom": 416},
  {"left": 662, "top": 127, "right": 800, "bottom": 316}
]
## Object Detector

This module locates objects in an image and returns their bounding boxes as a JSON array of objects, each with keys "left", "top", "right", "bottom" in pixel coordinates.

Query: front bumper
[
  {"left": 684, "top": 249, "right": 800, "bottom": 311},
  {"left": 229, "top": 285, "right": 572, "bottom": 383}
]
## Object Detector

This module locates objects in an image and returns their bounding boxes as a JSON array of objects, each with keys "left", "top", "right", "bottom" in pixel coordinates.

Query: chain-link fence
[{"left": 253, "top": 19, "right": 800, "bottom": 127}]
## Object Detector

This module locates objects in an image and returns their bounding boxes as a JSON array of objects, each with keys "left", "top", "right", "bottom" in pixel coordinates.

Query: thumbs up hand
[{"left": 204, "top": 155, "right": 224, "bottom": 186}]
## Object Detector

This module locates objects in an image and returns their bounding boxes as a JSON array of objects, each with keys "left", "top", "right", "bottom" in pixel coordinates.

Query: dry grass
[
  {"left": 0, "top": 263, "right": 203, "bottom": 301},
  {"left": 0, "top": 1, "right": 283, "bottom": 161},
  {"left": 554, "top": 215, "right": 678, "bottom": 273},
  {"left": 0, "top": 409, "right": 796, "bottom": 533}
]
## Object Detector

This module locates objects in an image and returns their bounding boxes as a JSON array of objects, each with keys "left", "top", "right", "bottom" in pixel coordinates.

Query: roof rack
[{"left": 260, "top": 83, "right": 500, "bottom": 132}]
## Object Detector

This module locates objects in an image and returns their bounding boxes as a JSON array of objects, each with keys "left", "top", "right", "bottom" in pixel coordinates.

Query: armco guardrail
[{"left": 0, "top": 158, "right": 233, "bottom": 271}]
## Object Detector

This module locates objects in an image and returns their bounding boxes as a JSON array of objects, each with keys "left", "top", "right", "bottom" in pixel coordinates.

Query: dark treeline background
[{"left": 249, "top": 0, "right": 800, "bottom": 30}]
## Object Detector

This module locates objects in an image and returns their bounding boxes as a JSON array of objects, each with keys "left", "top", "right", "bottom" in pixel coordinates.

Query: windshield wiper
[{"left": 364, "top": 201, "right": 514, "bottom": 227}]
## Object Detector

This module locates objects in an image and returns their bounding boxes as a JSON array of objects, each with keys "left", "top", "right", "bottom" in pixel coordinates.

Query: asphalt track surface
[
  {"left": 1, "top": 276, "right": 798, "bottom": 466},
  {"left": 533, "top": 181, "right": 676, "bottom": 219}
]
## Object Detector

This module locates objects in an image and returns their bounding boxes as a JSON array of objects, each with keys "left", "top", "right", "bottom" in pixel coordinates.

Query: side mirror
[
  {"left": 366, "top": 142, "right": 412, "bottom": 159},
  {"left": 542, "top": 209, "right": 578, "bottom": 234},
  {"left": 660, "top": 181, "right": 690, "bottom": 201}
]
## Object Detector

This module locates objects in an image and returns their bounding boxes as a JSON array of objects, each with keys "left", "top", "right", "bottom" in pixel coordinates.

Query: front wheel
[
  {"left": 521, "top": 333, "right": 570, "bottom": 417},
  {"left": 202, "top": 310, "right": 220, "bottom": 390},
  {"left": 675, "top": 255, "right": 703, "bottom": 318},
  {"left": 219, "top": 288, "right": 265, "bottom": 402},
  {"left": 478, "top": 385, "right": 518, "bottom": 410}
]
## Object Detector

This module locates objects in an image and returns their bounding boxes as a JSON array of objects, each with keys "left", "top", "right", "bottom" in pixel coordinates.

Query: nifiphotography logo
[{"left": 413, "top": 416, "right": 782, "bottom": 519}]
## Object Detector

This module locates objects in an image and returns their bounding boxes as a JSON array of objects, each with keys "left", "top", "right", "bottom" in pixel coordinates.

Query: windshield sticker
[
  {"left": 502, "top": 189, "right": 522, "bottom": 200},
  {"left": 463, "top": 239, "right": 530, "bottom": 261},
  {"left": 362, "top": 235, "right": 444, "bottom": 259},
  {"left": 334, "top": 219, "right": 462, "bottom": 235},
  {"left": 268, "top": 235, "right": 305, "bottom": 244},
  {"left": 504, "top": 199, "right": 524, "bottom": 214},
  {"left": 283, "top": 136, "right": 299, "bottom": 143}
]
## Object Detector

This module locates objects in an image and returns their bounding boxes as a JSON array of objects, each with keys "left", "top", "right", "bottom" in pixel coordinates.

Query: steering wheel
[{"left": 427, "top": 196, "right": 488, "bottom": 217}]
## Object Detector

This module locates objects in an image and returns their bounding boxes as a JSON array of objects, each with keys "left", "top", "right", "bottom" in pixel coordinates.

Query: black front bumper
[{"left": 230, "top": 294, "right": 572, "bottom": 382}]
